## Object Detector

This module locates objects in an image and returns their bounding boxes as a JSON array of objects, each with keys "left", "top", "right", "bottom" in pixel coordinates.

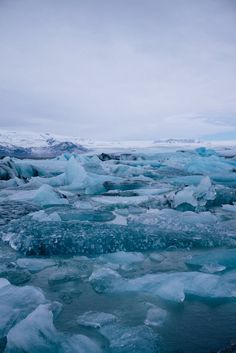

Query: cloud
[{"left": 0, "top": 0, "right": 235, "bottom": 139}]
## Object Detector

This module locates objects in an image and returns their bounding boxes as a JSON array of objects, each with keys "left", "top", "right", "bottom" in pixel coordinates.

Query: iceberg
[
  {"left": 169, "top": 176, "right": 216, "bottom": 209},
  {"left": 0, "top": 279, "right": 46, "bottom": 337},
  {"left": 64, "top": 156, "right": 88, "bottom": 191},
  {"left": 1, "top": 141, "right": 236, "bottom": 353},
  {"left": 89, "top": 268, "right": 236, "bottom": 303},
  {"left": 6, "top": 304, "right": 102, "bottom": 353},
  {"left": 33, "top": 184, "right": 68, "bottom": 206}
]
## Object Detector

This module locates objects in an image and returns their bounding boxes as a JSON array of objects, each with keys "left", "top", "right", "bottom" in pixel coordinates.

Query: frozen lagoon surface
[{"left": 1, "top": 143, "right": 236, "bottom": 353}]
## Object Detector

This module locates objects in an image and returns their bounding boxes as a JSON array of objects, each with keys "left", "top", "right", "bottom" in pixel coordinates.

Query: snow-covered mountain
[
  {"left": 153, "top": 138, "right": 201, "bottom": 144},
  {"left": 0, "top": 130, "right": 203, "bottom": 157},
  {"left": 0, "top": 130, "right": 88, "bottom": 158},
  {"left": 1, "top": 129, "right": 235, "bottom": 158}
]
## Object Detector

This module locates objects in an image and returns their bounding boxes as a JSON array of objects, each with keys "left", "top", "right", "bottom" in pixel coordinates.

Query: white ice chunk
[
  {"left": 77, "top": 311, "right": 117, "bottom": 328},
  {"left": 64, "top": 156, "right": 87, "bottom": 190},
  {"left": 170, "top": 176, "right": 216, "bottom": 209},
  {"left": 100, "top": 324, "right": 158, "bottom": 353},
  {"left": 171, "top": 187, "right": 197, "bottom": 208},
  {"left": 6, "top": 303, "right": 102, "bottom": 353},
  {"left": 16, "top": 258, "right": 56, "bottom": 273},
  {"left": 89, "top": 269, "right": 236, "bottom": 303},
  {"left": 89, "top": 268, "right": 123, "bottom": 294},
  {"left": 65, "top": 334, "right": 103, "bottom": 353},
  {"left": 149, "top": 253, "right": 165, "bottom": 263},
  {"left": 0, "top": 281, "right": 46, "bottom": 336},
  {"left": 0, "top": 278, "right": 9, "bottom": 289},
  {"left": 144, "top": 306, "right": 168, "bottom": 327},
  {"left": 6, "top": 304, "right": 59, "bottom": 353},
  {"left": 33, "top": 184, "right": 68, "bottom": 206},
  {"left": 30, "top": 210, "right": 61, "bottom": 222},
  {"left": 130, "top": 208, "right": 217, "bottom": 228},
  {"left": 222, "top": 204, "right": 236, "bottom": 212},
  {"left": 92, "top": 195, "right": 150, "bottom": 206}
]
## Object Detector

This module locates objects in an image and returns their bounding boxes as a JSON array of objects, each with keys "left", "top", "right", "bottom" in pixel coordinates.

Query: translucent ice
[
  {"left": 144, "top": 306, "right": 168, "bottom": 327},
  {"left": 0, "top": 158, "right": 19, "bottom": 180},
  {"left": 89, "top": 267, "right": 123, "bottom": 294},
  {"left": 64, "top": 156, "right": 87, "bottom": 191},
  {"left": 77, "top": 311, "right": 117, "bottom": 328},
  {"left": 33, "top": 184, "right": 68, "bottom": 206},
  {"left": 30, "top": 210, "right": 61, "bottom": 222},
  {"left": 16, "top": 257, "right": 56, "bottom": 273},
  {"left": 186, "top": 249, "right": 236, "bottom": 271},
  {"left": 169, "top": 176, "right": 216, "bottom": 209},
  {"left": 1, "top": 145, "right": 236, "bottom": 353},
  {"left": 0, "top": 279, "right": 46, "bottom": 336},
  {"left": 98, "top": 251, "right": 145, "bottom": 268},
  {"left": 89, "top": 269, "right": 236, "bottom": 303},
  {"left": 222, "top": 204, "right": 236, "bottom": 212},
  {"left": 6, "top": 304, "right": 60, "bottom": 353},
  {"left": 100, "top": 324, "right": 158, "bottom": 353},
  {"left": 6, "top": 303, "right": 102, "bottom": 353}
]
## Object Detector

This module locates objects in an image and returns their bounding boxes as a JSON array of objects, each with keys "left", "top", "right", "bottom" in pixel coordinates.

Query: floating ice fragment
[
  {"left": 33, "top": 184, "right": 68, "bottom": 206},
  {"left": 30, "top": 210, "right": 61, "bottom": 222},
  {"left": 16, "top": 258, "right": 56, "bottom": 273},
  {"left": 64, "top": 334, "right": 103, "bottom": 353},
  {"left": 0, "top": 267, "right": 31, "bottom": 285},
  {"left": 169, "top": 176, "right": 216, "bottom": 209},
  {"left": 149, "top": 253, "right": 165, "bottom": 263},
  {"left": 186, "top": 249, "right": 236, "bottom": 271},
  {"left": 200, "top": 264, "right": 226, "bottom": 274},
  {"left": 100, "top": 324, "right": 158, "bottom": 353},
  {"left": 0, "top": 278, "right": 10, "bottom": 289},
  {"left": 144, "top": 306, "right": 168, "bottom": 327},
  {"left": 89, "top": 267, "right": 123, "bottom": 294},
  {"left": 195, "top": 147, "right": 216, "bottom": 157},
  {"left": 77, "top": 311, "right": 117, "bottom": 328},
  {"left": 6, "top": 304, "right": 60, "bottom": 353},
  {"left": 0, "top": 280, "right": 46, "bottom": 337},
  {"left": 64, "top": 156, "right": 87, "bottom": 190},
  {"left": 48, "top": 268, "right": 81, "bottom": 285},
  {"left": 89, "top": 269, "right": 236, "bottom": 302},
  {"left": 222, "top": 204, "right": 236, "bottom": 212}
]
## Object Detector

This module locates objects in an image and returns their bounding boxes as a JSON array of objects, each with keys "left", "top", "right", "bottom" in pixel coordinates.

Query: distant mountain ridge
[
  {"left": 3, "top": 129, "right": 235, "bottom": 159},
  {"left": 154, "top": 138, "right": 201, "bottom": 144},
  {"left": 0, "top": 131, "right": 87, "bottom": 158}
]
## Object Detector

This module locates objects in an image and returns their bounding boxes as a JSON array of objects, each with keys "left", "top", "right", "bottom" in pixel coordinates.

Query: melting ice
[{"left": 0, "top": 145, "right": 236, "bottom": 352}]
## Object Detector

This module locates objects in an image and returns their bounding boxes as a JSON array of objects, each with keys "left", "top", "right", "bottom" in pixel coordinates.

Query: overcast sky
[{"left": 0, "top": 0, "right": 236, "bottom": 140}]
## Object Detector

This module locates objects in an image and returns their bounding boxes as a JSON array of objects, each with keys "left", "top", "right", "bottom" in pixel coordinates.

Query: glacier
[{"left": 0, "top": 141, "right": 236, "bottom": 353}]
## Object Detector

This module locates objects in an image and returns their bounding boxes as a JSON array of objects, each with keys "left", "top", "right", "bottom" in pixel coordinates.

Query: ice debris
[
  {"left": 168, "top": 176, "right": 216, "bottom": 209},
  {"left": 0, "top": 278, "right": 46, "bottom": 337},
  {"left": 5, "top": 304, "right": 102, "bottom": 353},
  {"left": 77, "top": 311, "right": 117, "bottom": 328},
  {"left": 144, "top": 305, "right": 168, "bottom": 327},
  {"left": 16, "top": 257, "right": 56, "bottom": 273},
  {"left": 33, "top": 184, "right": 68, "bottom": 206},
  {"left": 89, "top": 269, "right": 236, "bottom": 303},
  {"left": 100, "top": 324, "right": 158, "bottom": 353}
]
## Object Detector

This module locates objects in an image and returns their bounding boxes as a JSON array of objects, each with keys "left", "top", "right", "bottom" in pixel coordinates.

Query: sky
[{"left": 0, "top": 0, "right": 236, "bottom": 140}]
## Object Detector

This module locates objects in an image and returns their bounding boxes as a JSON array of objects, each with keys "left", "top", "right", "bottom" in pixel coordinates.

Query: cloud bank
[{"left": 0, "top": 0, "right": 236, "bottom": 139}]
